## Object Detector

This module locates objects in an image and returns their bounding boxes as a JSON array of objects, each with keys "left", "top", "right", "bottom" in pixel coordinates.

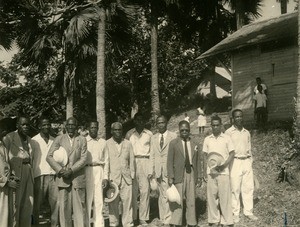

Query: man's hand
[
  {"left": 7, "top": 176, "right": 20, "bottom": 189},
  {"left": 215, "top": 164, "right": 226, "bottom": 172},
  {"left": 196, "top": 178, "right": 202, "bottom": 188},
  {"left": 57, "top": 168, "right": 66, "bottom": 178},
  {"left": 102, "top": 179, "right": 108, "bottom": 188},
  {"left": 62, "top": 168, "right": 73, "bottom": 179},
  {"left": 168, "top": 178, "right": 174, "bottom": 186}
]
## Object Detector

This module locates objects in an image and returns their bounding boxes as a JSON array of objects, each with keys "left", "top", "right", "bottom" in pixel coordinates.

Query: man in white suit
[
  {"left": 149, "top": 115, "right": 177, "bottom": 226},
  {"left": 105, "top": 122, "right": 135, "bottom": 227}
]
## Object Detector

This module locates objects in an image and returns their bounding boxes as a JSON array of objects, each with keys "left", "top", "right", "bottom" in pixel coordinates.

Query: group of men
[{"left": 0, "top": 108, "right": 258, "bottom": 227}]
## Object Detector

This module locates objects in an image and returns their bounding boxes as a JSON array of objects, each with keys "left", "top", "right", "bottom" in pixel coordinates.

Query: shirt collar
[
  {"left": 86, "top": 135, "right": 99, "bottom": 142},
  {"left": 208, "top": 132, "right": 225, "bottom": 138},
  {"left": 230, "top": 125, "right": 247, "bottom": 132}
]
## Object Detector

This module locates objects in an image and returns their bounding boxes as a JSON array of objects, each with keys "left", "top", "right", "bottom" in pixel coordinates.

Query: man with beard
[
  {"left": 4, "top": 116, "right": 34, "bottom": 227},
  {"left": 225, "top": 109, "right": 258, "bottom": 223},
  {"left": 32, "top": 116, "right": 58, "bottom": 226},
  {"left": 47, "top": 117, "right": 87, "bottom": 227}
]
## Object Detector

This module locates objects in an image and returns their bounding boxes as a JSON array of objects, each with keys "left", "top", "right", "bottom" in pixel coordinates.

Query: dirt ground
[{"left": 37, "top": 110, "right": 300, "bottom": 226}]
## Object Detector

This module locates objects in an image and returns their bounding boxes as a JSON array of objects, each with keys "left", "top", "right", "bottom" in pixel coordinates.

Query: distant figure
[
  {"left": 253, "top": 85, "right": 268, "bottom": 131},
  {"left": 254, "top": 77, "right": 267, "bottom": 95},
  {"left": 197, "top": 107, "right": 206, "bottom": 134},
  {"left": 184, "top": 113, "right": 190, "bottom": 123}
]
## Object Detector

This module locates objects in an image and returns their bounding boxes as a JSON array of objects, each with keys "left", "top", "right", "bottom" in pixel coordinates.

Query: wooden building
[{"left": 199, "top": 12, "right": 297, "bottom": 123}]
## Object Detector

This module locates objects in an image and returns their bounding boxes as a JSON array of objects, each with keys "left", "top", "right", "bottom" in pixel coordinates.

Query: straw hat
[
  {"left": 53, "top": 146, "right": 68, "bottom": 166},
  {"left": 150, "top": 178, "right": 158, "bottom": 191},
  {"left": 207, "top": 152, "right": 225, "bottom": 169},
  {"left": 166, "top": 184, "right": 181, "bottom": 204},
  {"left": 103, "top": 181, "right": 119, "bottom": 203}
]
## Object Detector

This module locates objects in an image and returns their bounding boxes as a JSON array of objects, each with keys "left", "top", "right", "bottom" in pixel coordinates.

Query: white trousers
[
  {"left": 86, "top": 166, "right": 105, "bottom": 227},
  {"left": 230, "top": 158, "right": 254, "bottom": 216}
]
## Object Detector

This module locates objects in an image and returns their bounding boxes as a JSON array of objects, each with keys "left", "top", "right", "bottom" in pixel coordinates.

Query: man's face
[
  {"left": 89, "top": 122, "right": 98, "bottom": 139},
  {"left": 40, "top": 119, "right": 51, "bottom": 135},
  {"left": 156, "top": 117, "right": 167, "bottom": 134},
  {"left": 66, "top": 119, "right": 77, "bottom": 137},
  {"left": 18, "top": 117, "right": 30, "bottom": 136},
  {"left": 211, "top": 120, "right": 221, "bottom": 136},
  {"left": 256, "top": 78, "right": 261, "bottom": 85},
  {"left": 233, "top": 111, "right": 243, "bottom": 127},
  {"left": 134, "top": 116, "right": 145, "bottom": 129},
  {"left": 179, "top": 123, "right": 190, "bottom": 140},
  {"left": 111, "top": 124, "right": 123, "bottom": 140}
]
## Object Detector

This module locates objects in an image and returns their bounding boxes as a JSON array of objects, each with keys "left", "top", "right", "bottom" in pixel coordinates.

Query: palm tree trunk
[
  {"left": 150, "top": 2, "right": 160, "bottom": 125},
  {"left": 296, "top": 0, "right": 300, "bottom": 126},
  {"left": 235, "top": 0, "right": 245, "bottom": 29},
  {"left": 66, "top": 92, "right": 73, "bottom": 119},
  {"left": 96, "top": 7, "right": 106, "bottom": 138}
]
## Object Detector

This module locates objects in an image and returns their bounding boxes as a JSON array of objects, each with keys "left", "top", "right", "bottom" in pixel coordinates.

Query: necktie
[
  {"left": 184, "top": 139, "right": 191, "bottom": 173},
  {"left": 160, "top": 134, "right": 164, "bottom": 149}
]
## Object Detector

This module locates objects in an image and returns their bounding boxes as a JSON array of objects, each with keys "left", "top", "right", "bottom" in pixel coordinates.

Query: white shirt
[
  {"left": 86, "top": 135, "right": 108, "bottom": 179},
  {"left": 254, "top": 83, "right": 267, "bottom": 94},
  {"left": 203, "top": 133, "right": 234, "bottom": 175},
  {"left": 184, "top": 116, "right": 190, "bottom": 122},
  {"left": 225, "top": 126, "right": 251, "bottom": 158},
  {"left": 254, "top": 93, "right": 267, "bottom": 108},
  {"left": 32, "top": 133, "right": 55, "bottom": 178},
  {"left": 181, "top": 139, "right": 192, "bottom": 164},
  {"left": 126, "top": 128, "right": 153, "bottom": 156}
]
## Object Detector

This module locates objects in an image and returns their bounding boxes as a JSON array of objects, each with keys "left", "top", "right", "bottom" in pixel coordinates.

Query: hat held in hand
[
  {"left": 207, "top": 152, "right": 225, "bottom": 171},
  {"left": 103, "top": 181, "right": 119, "bottom": 203},
  {"left": 53, "top": 147, "right": 68, "bottom": 166},
  {"left": 166, "top": 184, "right": 181, "bottom": 204}
]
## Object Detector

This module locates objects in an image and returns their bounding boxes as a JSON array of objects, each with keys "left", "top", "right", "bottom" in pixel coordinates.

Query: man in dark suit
[
  {"left": 149, "top": 115, "right": 177, "bottom": 226},
  {"left": 47, "top": 117, "right": 87, "bottom": 227},
  {"left": 167, "top": 120, "right": 203, "bottom": 227}
]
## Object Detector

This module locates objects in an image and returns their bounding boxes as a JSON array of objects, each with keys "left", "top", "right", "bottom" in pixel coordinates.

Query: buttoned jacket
[
  {"left": 47, "top": 134, "right": 87, "bottom": 188},
  {"left": 150, "top": 130, "right": 177, "bottom": 179},
  {"left": 105, "top": 138, "right": 135, "bottom": 186},
  {"left": 167, "top": 137, "right": 203, "bottom": 184},
  {"left": 3, "top": 131, "right": 34, "bottom": 182}
]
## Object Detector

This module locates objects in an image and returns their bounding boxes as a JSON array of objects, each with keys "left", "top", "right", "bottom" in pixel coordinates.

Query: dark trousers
[{"left": 256, "top": 107, "right": 267, "bottom": 130}]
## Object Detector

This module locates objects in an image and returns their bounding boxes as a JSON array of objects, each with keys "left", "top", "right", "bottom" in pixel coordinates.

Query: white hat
[
  {"left": 207, "top": 152, "right": 225, "bottom": 169},
  {"left": 104, "top": 181, "right": 119, "bottom": 203},
  {"left": 166, "top": 184, "right": 181, "bottom": 204},
  {"left": 53, "top": 146, "right": 68, "bottom": 166},
  {"left": 150, "top": 178, "right": 158, "bottom": 191}
]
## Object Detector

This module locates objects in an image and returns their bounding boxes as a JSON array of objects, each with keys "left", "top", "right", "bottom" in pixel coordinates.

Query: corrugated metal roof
[{"left": 198, "top": 11, "right": 297, "bottom": 59}]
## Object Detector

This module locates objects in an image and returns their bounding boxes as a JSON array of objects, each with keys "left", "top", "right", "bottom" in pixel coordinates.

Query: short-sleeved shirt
[
  {"left": 254, "top": 93, "right": 267, "bottom": 108},
  {"left": 225, "top": 126, "right": 251, "bottom": 158},
  {"left": 126, "top": 128, "right": 153, "bottom": 156},
  {"left": 203, "top": 133, "right": 234, "bottom": 175},
  {"left": 254, "top": 83, "right": 267, "bottom": 94}
]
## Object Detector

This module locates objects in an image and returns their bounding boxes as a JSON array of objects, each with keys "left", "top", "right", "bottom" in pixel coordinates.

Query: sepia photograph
[{"left": 0, "top": 0, "right": 299, "bottom": 226}]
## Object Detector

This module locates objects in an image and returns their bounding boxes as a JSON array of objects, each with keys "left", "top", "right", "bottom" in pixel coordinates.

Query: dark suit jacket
[
  {"left": 167, "top": 137, "right": 203, "bottom": 184},
  {"left": 47, "top": 134, "right": 87, "bottom": 188}
]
